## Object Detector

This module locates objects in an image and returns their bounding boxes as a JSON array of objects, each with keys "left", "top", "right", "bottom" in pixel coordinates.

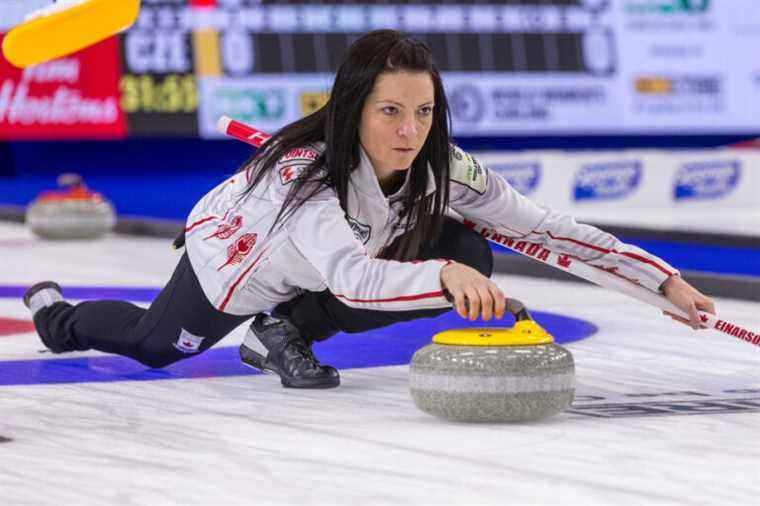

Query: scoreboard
[{"left": 1, "top": 0, "right": 759, "bottom": 139}]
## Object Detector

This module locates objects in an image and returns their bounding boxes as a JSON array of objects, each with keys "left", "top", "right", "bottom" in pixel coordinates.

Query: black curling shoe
[{"left": 239, "top": 314, "right": 340, "bottom": 389}]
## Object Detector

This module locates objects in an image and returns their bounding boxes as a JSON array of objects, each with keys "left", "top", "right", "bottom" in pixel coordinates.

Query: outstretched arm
[{"left": 447, "top": 146, "right": 716, "bottom": 329}]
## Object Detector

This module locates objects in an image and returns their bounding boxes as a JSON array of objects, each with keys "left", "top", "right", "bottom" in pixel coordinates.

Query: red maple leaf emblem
[
  {"left": 557, "top": 254, "right": 572, "bottom": 268},
  {"left": 280, "top": 166, "right": 298, "bottom": 185},
  {"left": 217, "top": 233, "right": 257, "bottom": 271},
  {"left": 204, "top": 214, "right": 243, "bottom": 241}
]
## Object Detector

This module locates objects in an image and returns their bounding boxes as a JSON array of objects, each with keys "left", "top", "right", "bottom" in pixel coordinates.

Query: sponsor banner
[
  {"left": 532, "top": 152, "right": 662, "bottom": 210},
  {"left": 486, "top": 161, "right": 542, "bottom": 197},
  {"left": 0, "top": 34, "right": 126, "bottom": 140},
  {"left": 444, "top": 73, "right": 622, "bottom": 136},
  {"left": 622, "top": 0, "right": 716, "bottom": 31},
  {"left": 572, "top": 160, "right": 643, "bottom": 202},
  {"left": 629, "top": 74, "right": 724, "bottom": 120},
  {"left": 560, "top": 153, "right": 662, "bottom": 209},
  {"left": 203, "top": 72, "right": 622, "bottom": 138},
  {"left": 673, "top": 159, "right": 740, "bottom": 200},
  {"left": 667, "top": 151, "right": 759, "bottom": 207},
  {"left": 616, "top": 0, "right": 760, "bottom": 131},
  {"left": 197, "top": 74, "right": 331, "bottom": 138},
  {"left": 475, "top": 149, "right": 760, "bottom": 220}
]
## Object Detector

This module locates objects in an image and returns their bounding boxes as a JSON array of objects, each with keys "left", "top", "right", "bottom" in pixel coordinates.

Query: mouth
[{"left": 393, "top": 148, "right": 415, "bottom": 153}]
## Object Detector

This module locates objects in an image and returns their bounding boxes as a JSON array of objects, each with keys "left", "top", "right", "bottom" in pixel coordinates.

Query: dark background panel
[
  {"left": 118, "top": 27, "right": 199, "bottom": 136},
  {"left": 244, "top": 31, "right": 589, "bottom": 73}
]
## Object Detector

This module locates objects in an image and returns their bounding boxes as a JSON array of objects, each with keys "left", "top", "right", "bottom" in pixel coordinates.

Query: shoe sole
[
  {"left": 238, "top": 345, "right": 340, "bottom": 389},
  {"left": 239, "top": 345, "right": 274, "bottom": 373},
  {"left": 22, "top": 281, "right": 63, "bottom": 309},
  {"left": 281, "top": 377, "right": 340, "bottom": 389}
]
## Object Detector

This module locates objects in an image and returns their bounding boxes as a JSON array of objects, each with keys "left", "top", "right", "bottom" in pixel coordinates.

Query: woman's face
[{"left": 359, "top": 71, "right": 435, "bottom": 182}]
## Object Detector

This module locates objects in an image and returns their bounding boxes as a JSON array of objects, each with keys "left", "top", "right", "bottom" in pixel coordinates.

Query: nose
[{"left": 397, "top": 115, "right": 418, "bottom": 138}]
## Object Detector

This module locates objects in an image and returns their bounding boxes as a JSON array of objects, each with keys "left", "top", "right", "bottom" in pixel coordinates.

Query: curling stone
[
  {"left": 410, "top": 299, "right": 574, "bottom": 423},
  {"left": 26, "top": 174, "right": 116, "bottom": 240}
]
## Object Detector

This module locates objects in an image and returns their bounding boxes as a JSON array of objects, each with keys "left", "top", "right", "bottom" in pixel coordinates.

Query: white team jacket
[{"left": 185, "top": 144, "right": 678, "bottom": 315}]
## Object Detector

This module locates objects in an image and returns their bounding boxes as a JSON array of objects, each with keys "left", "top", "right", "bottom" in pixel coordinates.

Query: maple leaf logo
[
  {"left": 217, "top": 233, "right": 257, "bottom": 271},
  {"left": 204, "top": 214, "right": 243, "bottom": 241},
  {"left": 279, "top": 166, "right": 302, "bottom": 185}
]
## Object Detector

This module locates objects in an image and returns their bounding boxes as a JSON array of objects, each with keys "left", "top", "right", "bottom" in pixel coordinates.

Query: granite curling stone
[
  {"left": 26, "top": 173, "right": 116, "bottom": 240},
  {"left": 410, "top": 299, "right": 575, "bottom": 423}
]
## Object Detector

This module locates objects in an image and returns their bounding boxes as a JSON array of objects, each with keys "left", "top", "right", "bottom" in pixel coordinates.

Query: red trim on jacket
[
  {"left": 334, "top": 290, "right": 445, "bottom": 304},
  {"left": 185, "top": 210, "right": 230, "bottom": 233},
  {"left": 543, "top": 230, "right": 608, "bottom": 254},
  {"left": 218, "top": 247, "right": 269, "bottom": 312},
  {"left": 533, "top": 230, "right": 674, "bottom": 277},
  {"left": 618, "top": 251, "right": 674, "bottom": 276},
  {"left": 185, "top": 216, "right": 217, "bottom": 233}
]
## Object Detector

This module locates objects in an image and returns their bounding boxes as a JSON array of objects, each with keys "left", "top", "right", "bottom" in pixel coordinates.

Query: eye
[
  {"left": 418, "top": 106, "right": 433, "bottom": 116},
  {"left": 381, "top": 106, "right": 398, "bottom": 115}
]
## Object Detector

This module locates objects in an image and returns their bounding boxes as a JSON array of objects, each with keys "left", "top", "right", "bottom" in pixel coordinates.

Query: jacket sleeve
[
  {"left": 447, "top": 146, "right": 678, "bottom": 292},
  {"left": 285, "top": 190, "right": 451, "bottom": 311}
]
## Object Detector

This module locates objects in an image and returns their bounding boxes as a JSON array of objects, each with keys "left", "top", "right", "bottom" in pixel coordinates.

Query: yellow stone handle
[
  {"left": 434, "top": 297, "right": 555, "bottom": 346},
  {"left": 505, "top": 298, "right": 533, "bottom": 322},
  {"left": 443, "top": 292, "right": 534, "bottom": 323}
]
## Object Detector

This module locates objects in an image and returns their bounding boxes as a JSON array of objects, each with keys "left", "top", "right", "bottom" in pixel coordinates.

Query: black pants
[
  {"left": 34, "top": 252, "right": 251, "bottom": 368},
  {"left": 33, "top": 218, "right": 493, "bottom": 368}
]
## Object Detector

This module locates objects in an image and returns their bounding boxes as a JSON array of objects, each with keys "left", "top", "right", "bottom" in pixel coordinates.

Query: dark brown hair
[{"left": 238, "top": 29, "right": 452, "bottom": 260}]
